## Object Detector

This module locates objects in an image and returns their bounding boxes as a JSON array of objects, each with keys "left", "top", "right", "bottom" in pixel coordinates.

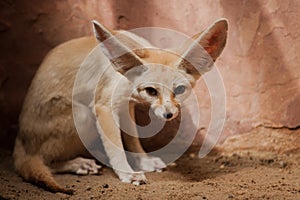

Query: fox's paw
[
  {"left": 139, "top": 156, "right": 167, "bottom": 172},
  {"left": 71, "top": 157, "right": 102, "bottom": 175},
  {"left": 116, "top": 170, "right": 147, "bottom": 185},
  {"left": 52, "top": 157, "right": 102, "bottom": 175}
]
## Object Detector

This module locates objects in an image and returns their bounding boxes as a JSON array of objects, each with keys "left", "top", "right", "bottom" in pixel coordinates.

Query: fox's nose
[{"left": 163, "top": 112, "right": 173, "bottom": 119}]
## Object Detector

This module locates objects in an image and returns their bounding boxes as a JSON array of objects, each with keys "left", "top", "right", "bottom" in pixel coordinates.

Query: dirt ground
[
  {"left": 0, "top": 127, "right": 299, "bottom": 200},
  {"left": 0, "top": 146, "right": 299, "bottom": 200}
]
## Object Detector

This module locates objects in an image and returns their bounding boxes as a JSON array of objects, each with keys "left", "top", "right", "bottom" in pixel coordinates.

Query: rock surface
[{"left": 0, "top": 0, "right": 300, "bottom": 150}]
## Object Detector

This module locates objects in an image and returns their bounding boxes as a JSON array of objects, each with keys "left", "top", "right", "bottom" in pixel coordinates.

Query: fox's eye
[
  {"left": 145, "top": 87, "right": 158, "bottom": 96},
  {"left": 174, "top": 85, "right": 186, "bottom": 95}
]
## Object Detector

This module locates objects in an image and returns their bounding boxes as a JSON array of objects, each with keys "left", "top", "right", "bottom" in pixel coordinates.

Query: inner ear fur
[
  {"left": 92, "top": 20, "right": 144, "bottom": 75},
  {"left": 177, "top": 18, "right": 228, "bottom": 78},
  {"left": 196, "top": 19, "right": 228, "bottom": 61}
]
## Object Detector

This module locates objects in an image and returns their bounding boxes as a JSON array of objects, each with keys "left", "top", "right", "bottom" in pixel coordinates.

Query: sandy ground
[
  {"left": 0, "top": 147, "right": 299, "bottom": 200},
  {"left": 1, "top": 127, "right": 300, "bottom": 200}
]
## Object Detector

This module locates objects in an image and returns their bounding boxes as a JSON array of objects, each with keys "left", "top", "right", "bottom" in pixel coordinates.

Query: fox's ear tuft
[
  {"left": 92, "top": 20, "right": 113, "bottom": 42},
  {"left": 177, "top": 18, "right": 228, "bottom": 80}
]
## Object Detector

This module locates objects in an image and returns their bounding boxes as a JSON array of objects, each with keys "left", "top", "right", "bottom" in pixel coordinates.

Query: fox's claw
[
  {"left": 139, "top": 156, "right": 167, "bottom": 172},
  {"left": 72, "top": 157, "right": 101, "bottom": 175},
  {"left": 116, "top": 170, "right": 147, "bottom": 185}
]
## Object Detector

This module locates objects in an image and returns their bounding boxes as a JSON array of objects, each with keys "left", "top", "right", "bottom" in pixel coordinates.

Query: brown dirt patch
[{"left": 0, "top": 147, "right": 299, "bottom": 200}]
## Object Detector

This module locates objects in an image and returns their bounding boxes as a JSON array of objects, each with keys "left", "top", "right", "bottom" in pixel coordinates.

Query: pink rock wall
[{"left": 0, "top": 0, "right": 299, "bottom": 150}]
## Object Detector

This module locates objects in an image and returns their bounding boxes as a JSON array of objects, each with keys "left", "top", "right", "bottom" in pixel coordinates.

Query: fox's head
[{"left": 92, "top": 19, "right": 228, "bottom": 121}]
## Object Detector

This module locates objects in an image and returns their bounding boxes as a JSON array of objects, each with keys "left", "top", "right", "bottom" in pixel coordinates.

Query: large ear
[
  {"left": 92, "top": 20, "right": 144, "bottom": 75},
  {"left": 177, "top": 18, "right": 228, "bottom": 79}
]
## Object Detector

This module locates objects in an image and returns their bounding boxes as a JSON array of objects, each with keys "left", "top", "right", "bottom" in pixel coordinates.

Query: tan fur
[{"left": 14, "top": 19, "right": 228, "bottom": 193}]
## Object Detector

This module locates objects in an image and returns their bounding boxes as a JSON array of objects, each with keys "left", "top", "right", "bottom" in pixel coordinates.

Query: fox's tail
[{"left": 13, "top": 138, "right": 74, "bottom": 194}]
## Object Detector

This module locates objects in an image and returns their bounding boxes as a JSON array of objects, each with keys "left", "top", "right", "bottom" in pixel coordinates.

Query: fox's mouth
[{"left": 163, "top": 117, "right": 175, "bottom": 122}]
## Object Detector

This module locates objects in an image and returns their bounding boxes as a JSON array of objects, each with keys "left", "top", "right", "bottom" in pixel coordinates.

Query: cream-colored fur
[{"left": 13, "top": 19, "right": 228, "bottom": 193}]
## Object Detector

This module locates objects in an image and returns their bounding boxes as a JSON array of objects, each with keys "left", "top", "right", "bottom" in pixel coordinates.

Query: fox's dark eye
[
  {"left": 174, "top": 85, "right": 186, "bottom": 95},
  {"left": 145, "top": 87, "right": 158, "bottom": 96}
]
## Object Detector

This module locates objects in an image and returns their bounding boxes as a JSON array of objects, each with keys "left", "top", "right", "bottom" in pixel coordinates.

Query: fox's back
[{"left": 19, "top": 37, "right": 98, "bottom": 132}]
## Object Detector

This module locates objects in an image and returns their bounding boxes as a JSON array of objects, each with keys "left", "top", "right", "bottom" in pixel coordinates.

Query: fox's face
[
  {"left": 126, "top": 48, "right": 193, "bottom": 121},
  {"left": 92, "top": 19, "right": 228, "bottom": 121},
  {"left": 133, "top": 63, "right": 192, "bottom": 121}
]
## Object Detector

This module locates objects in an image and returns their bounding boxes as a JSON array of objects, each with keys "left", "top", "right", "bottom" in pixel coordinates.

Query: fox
[{"left": 13, "top": 19, "right": 228, "bottom": 194}]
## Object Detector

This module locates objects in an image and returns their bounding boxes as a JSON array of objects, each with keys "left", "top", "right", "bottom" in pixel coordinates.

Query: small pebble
[
  {"left": 168, "top": 162, "right": 177, "bottom": 167},
  {"left": 236, "top": 190, "right": 245, "bottom": 195},
  {"left": 189, "top": 153, "right": 196, "bottom": 158},
  {"left": 279, "top": 161, "right": 288, "bottom": 168},
  {"left": 86, "top": 186, "right": 92, "bottom": 191}
]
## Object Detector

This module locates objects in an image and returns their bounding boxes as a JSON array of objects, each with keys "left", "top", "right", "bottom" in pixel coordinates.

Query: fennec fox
[{"left": 13, "top": 19, "right": 228, "bottom": 194}]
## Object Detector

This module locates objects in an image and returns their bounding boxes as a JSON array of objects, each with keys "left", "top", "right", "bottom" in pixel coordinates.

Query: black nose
[{"left": 163, "top": 112, "right": 173, "bottom": 119}]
